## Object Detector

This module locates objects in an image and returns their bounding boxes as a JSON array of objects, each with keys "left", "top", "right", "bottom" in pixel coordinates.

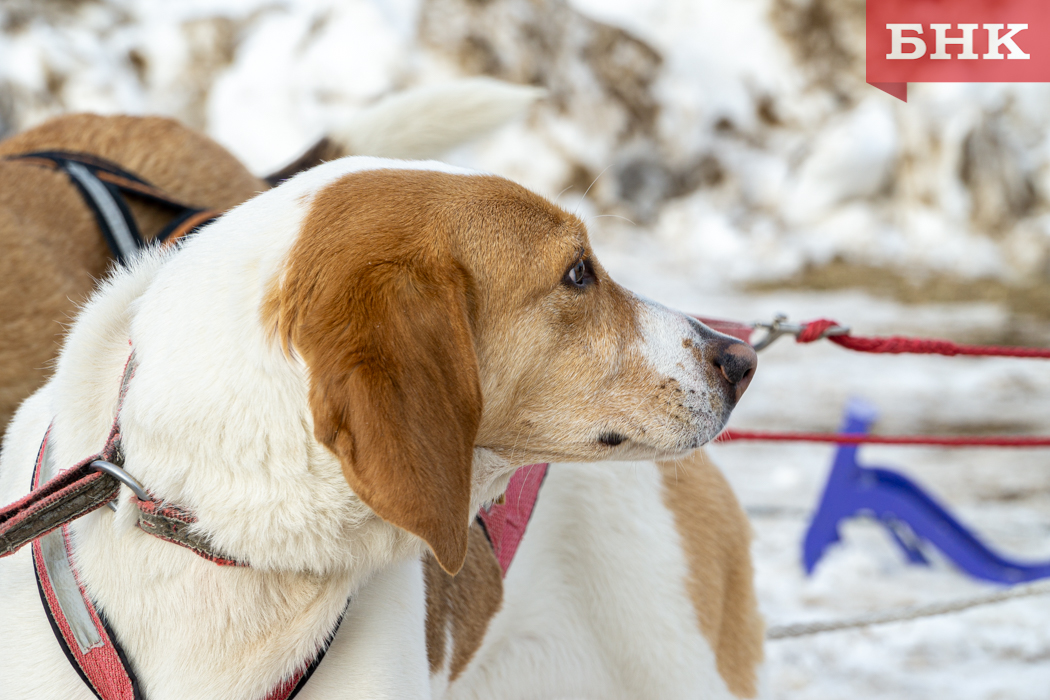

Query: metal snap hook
[
  {"left": 91, "top": 460, "right": 150, "bottom": 502},
  {"left": 750, "top": 313, "right": 850, "bottom": 351},
  {"left": 751, "top": 313, "right": 801, "bottom": 351}
]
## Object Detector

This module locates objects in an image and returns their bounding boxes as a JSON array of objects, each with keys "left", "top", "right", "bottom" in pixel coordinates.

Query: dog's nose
[{"left": 712, "top": 340, "right": 757, "bottom": 403}]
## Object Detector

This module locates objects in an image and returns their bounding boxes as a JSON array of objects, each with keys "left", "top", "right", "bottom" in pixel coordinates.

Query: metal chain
[{"left": 767, "top": 579, "right": 1050, "bottom": 640}]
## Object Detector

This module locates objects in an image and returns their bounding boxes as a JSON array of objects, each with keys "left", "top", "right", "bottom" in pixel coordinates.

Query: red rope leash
[
  {"left": 798, "top": 319, "right": 1050, "bottom": 358},
  {"left": 695, "top": 314, "right": 1050, "bottom": 446},
  {"left": 718, "top": 429, "right": 1050, "bottom": 447}
]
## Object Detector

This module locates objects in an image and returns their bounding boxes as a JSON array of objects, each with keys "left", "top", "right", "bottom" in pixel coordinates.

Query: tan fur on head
[{"left": 266, "top": 168, "right": 596, "bottom": 573}]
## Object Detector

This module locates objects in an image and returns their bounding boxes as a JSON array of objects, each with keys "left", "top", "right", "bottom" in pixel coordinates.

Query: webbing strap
[
  {"left": 0, "top": 353, "right": 242, "bottom": 566},
  {"left": 0, "top": 428, "right": 121, "bottom": 559},
  {"left": 5, "top": 150, "right": 220, "bottom": 262},
  {"left": 31, "top": 425, "right": 141, "bottom": 700},
  {"left": 477, "top": 463, "right": 549, "bottom": 577},
  {"left": 133, "top": 497, "right": 244, "bottom": 567},
  {"left": 63, "top": 160, "right": 142, "bottom": 261}
]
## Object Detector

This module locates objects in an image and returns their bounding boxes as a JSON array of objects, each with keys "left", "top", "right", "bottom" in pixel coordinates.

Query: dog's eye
[{"left": 564, "top": 258, "right": 594, "bottom": 289}]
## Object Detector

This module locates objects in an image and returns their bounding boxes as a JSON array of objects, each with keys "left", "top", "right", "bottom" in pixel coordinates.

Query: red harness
[
  {"left": 477, "top": 463, "right": 549, "bottom": 577},
  {"left": 0, "top": 358, "right": 548, "bottom": 698},
  {"left": 0, "top": 354, "right": 333, "bottom": 700}
]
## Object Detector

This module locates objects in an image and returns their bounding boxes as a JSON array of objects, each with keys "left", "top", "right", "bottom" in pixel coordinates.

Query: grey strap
[{"left": 64, "top": 161, "right": 140, "bottom": 261}]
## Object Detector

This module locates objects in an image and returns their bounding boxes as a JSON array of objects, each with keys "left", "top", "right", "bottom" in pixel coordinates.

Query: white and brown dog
[{"left": 0, "top": 156, "right": 761, "bottom": 699}]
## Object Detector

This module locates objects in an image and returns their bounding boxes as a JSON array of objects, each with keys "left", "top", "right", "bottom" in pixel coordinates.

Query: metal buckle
[
  {"left": 751, "top": 313, "right": 850, "bottom": 351},
  {"left": 90, "top": 460, "right": 150, "bottom": 503}
]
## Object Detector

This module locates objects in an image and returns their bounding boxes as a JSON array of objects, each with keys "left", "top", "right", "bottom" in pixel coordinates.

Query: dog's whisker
[
  {"left": 574, "top": 165, "right": 612, "bottom": 215},
  {"left": 588, "top": 214, "right": 637, "bottom": 226}
]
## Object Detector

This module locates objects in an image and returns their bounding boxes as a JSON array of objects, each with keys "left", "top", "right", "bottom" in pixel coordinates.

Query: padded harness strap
[
  {"left": 477, "top": 463, "right": 549, "bottom": 577},
  {"left": 31, "top": 427, "right": 142, "bottom": 700},
  {"left": 27, "top": 426, "right": 344, "bottom": 700},
  {"left": 132, "top": 498, "right": 244, "bottom": 567},
  {"left": 5, "top": 150, "right": 220, "bottom": 262},
  {"left": 0, "top": 354, "right": 242, "bottom": 565},
  {"left": 0, "top": 428, "right": 121, "bottom": 559}
]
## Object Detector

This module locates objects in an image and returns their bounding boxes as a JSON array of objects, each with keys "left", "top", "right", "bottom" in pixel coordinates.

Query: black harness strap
[{"left": 6, "top": 150, "right": 220, "bottom": 263}]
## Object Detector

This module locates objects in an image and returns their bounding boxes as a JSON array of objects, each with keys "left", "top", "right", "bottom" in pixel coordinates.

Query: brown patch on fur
[
  {"left": 424, "top": 523, "right": 503, "bottom": 680},
  {"left": 657, "top": 449, "right": 764, "bottom": 698},
  {"left": 0, "top": 113, "right": 266, "bottom": 434},
  {"left": 268, "top": 167, "right": 690, "bottom": 571}
]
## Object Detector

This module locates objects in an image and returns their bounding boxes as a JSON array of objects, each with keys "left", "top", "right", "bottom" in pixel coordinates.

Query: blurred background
[{"left": 2, "top": 0, "right": 1049, "bottom": 696}]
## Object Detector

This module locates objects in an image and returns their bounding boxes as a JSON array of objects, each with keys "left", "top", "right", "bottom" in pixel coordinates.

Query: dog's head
[{"left": 267, "top": 165, "right": 755, "bottom": 574}]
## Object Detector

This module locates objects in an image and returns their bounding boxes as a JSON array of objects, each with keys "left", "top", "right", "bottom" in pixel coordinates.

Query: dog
[
  {"left": 0, "top": 153, "right": 760, "bottom": 698},
  {"left": 0, "top": 78, "right": 543, "bottom": 436}
]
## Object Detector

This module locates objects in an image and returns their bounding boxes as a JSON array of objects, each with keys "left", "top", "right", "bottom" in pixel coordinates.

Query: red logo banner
[{"left": 866, "top": 0, "right": 1050, "bottom": 101}]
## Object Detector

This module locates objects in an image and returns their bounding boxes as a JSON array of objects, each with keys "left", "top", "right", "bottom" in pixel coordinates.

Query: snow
[{"left": 2, "top": 0, "right": 1049, "bottom": 696}]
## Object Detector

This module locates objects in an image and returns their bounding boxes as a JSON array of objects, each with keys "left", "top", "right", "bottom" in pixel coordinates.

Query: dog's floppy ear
[{"left": 274, "top": 195, "right": 482, "bottom": 575}]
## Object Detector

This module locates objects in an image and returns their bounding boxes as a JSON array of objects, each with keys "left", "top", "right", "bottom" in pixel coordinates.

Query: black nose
[{"left": 712, "top": 339, "right": 757, "bottom": 403}]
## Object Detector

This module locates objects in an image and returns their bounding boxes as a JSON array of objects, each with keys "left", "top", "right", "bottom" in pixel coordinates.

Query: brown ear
[{"left": 277, "top": 222, "right": 482, "bottom": 575}]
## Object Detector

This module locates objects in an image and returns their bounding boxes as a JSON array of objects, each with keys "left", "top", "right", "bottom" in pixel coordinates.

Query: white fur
[{"left": 637, "top": 300, "right": 725, "bottom": 446}]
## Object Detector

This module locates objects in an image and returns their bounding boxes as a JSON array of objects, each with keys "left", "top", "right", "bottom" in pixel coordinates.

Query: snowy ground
[{"left": 2, "top": 0, "right": 1050, "bottom": 697}]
